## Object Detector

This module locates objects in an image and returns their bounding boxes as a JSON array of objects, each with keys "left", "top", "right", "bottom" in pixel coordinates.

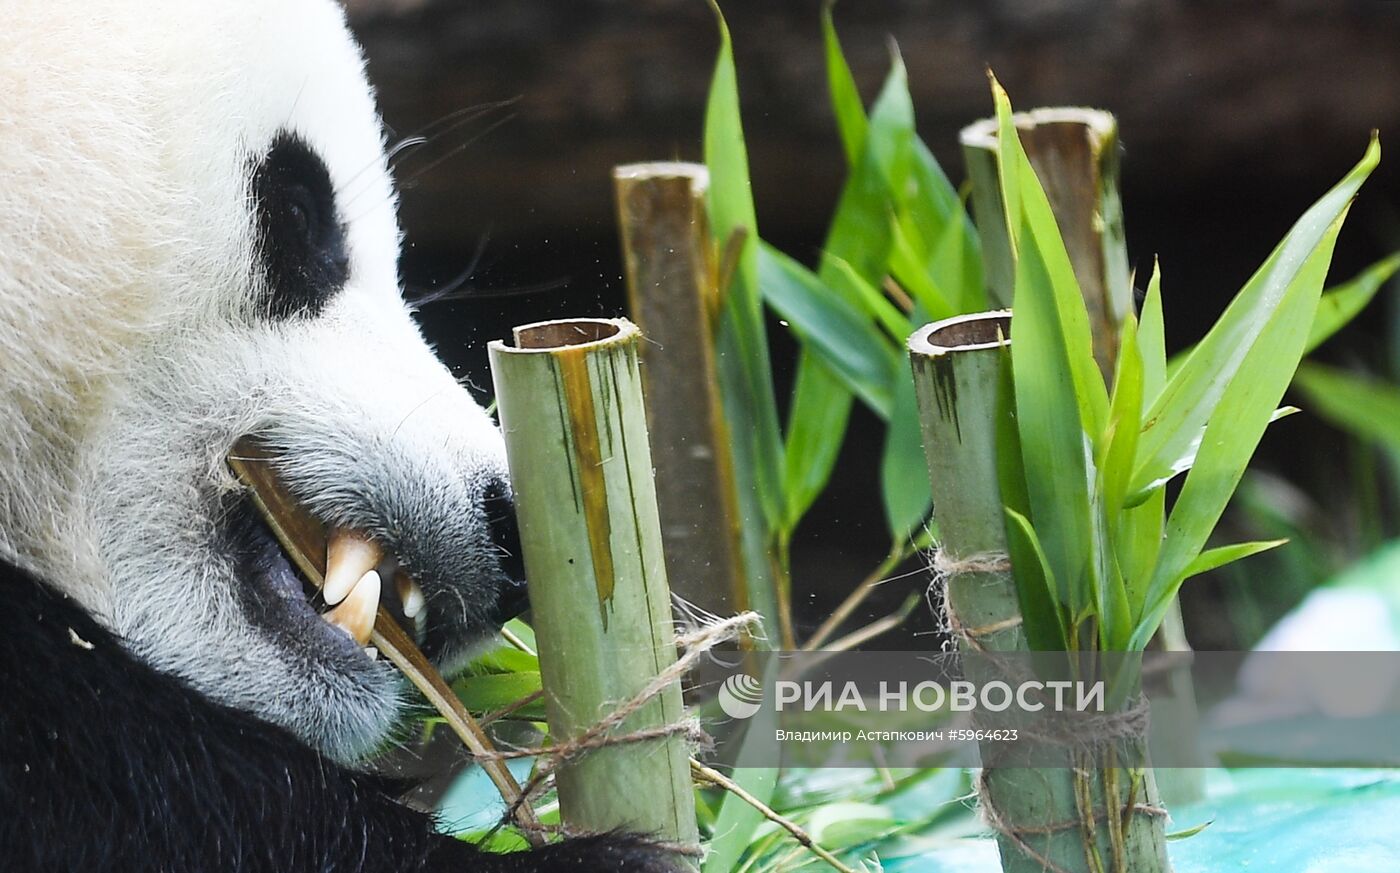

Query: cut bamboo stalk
[
  {"left": 961, "top": 108, "right": 1130, "bottom": 376},
  {"left": 613, "top": 162, "right": 750, "bottom": 626},
  {"left": 961, "top": 109, "right": 1205, "bottom": 802},
  {"left": 488, "top": 318, "right": 699, "bottom": 856},
  {"left": 909, "top": 313, "right": 1171, "bottom": 873}
]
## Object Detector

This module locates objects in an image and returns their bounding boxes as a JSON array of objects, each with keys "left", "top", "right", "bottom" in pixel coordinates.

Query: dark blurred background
[{"left": 345, "top": 0, "right": 1400, "bottom": 649}]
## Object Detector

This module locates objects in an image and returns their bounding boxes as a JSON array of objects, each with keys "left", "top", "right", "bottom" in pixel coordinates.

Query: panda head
[{"left": 0, "top": 0, "right": 524, "bottom": 761}]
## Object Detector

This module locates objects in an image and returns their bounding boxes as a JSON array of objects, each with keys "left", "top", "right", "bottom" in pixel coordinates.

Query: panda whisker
[
  {"left": 337, "top": 99, "right": 518, "bottom": 200},
  {"left": 404, "top": 230, "right": 492, "bottom": 309},
  {"left": 342, "top": 108, "right": 514, "bottom": 224},
  {"left": 388, "top": 98, "right": 518, "bottom": 172},
  {"left": 417, "top": 275, "right": 570, "bottom": 305}
]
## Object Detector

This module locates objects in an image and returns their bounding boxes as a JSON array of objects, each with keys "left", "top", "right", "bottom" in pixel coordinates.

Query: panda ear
[{"left": 250, "top": 131, "right": 350, "bottom": 320}]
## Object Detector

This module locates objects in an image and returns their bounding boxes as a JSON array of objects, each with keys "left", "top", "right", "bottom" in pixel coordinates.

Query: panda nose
[{"left": 481, "top": 478, "right": 529, "bottom": 624}]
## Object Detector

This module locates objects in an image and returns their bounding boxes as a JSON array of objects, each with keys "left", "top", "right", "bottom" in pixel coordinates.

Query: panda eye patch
[{"left": 250, "top": 132, "right": 349, "bottom": 320}]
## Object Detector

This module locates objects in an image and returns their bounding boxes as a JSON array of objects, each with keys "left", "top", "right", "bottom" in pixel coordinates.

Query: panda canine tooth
[
  {"left": 322, "top": 569, "right": 379, "bottom": 645},
  {"left": 323, "top": 528, "right": 383, "bottom": 606},
  {"left": 396, "top": 574, "right": 426, "bottom": 620}
]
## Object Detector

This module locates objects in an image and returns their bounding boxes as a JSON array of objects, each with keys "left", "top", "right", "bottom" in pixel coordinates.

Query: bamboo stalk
[
  {"left": 909, "top": 313, "right": 1171, "bottom": 873},
  {"left": 961, "top": 109, "right": 1205, "bottom": 802},
  {"left": 488, "top": 318, "right": 699, "bottom": 855},
  {"left": 960, "top": 108, "right": 1129, "bottom": 376},
  {"left": 613, "top": 162, "right": 752, "bottom": 627}
]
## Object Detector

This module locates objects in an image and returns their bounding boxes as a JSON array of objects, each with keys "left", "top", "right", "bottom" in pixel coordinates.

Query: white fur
[{"left": 0, "top": 0, "right": 510, "bottom": 760}]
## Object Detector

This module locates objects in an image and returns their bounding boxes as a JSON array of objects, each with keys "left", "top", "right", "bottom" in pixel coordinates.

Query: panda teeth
[
  {"left": 396, "top": 573, "right": 426, "bottom": 620},
  {"left": 322, "top": 568, "right": 379, "bottom": 646},
  {"left": 323, "top": 528, "right": 384, "bottom": 606}
]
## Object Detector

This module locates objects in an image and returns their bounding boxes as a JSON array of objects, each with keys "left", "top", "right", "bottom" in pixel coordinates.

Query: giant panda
[{"left": 0, "top": 1, "right": 679, "bottom": 870}]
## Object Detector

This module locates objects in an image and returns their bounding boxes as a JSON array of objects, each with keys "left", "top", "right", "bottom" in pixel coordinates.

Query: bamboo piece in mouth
[{"left": 227, "top": 438, "right": 544, "bottom": 845}]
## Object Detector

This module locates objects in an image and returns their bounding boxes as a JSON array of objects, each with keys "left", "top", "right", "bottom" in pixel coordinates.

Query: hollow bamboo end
[
  {"left": 959, "top": 106, "right": 1117, "bottom": 151},
  {"left": 489, "top": 317, "right": 639, "bottom": 356},
  {"left": 613, "top": 161, "right": 710, "bottom": 188},
  {"left": 908, "top": 310, "right": 1013, "bottom": 357}
]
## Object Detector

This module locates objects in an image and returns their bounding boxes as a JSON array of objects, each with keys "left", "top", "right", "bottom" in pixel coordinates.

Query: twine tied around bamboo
[
  {"left": 928, "top": 547, "right": 1020, "bottom": 650},
  {"left": 485, "top": 610, "right": 761, "bottom": 854},
  {"left": 931, "top": 546, "right": 1166, "bottom": 872}
]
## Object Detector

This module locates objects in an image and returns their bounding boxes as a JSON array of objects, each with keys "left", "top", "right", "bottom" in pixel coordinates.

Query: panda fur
[{"left": 0, "top": 1, "right": 678, "bottom": 870}]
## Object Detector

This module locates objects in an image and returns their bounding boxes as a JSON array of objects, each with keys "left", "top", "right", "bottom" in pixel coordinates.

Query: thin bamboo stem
[
  {"left": 802, "top": 541, "right": 910, "bottom": 650},
  {"left": 489, "top": 318, "right": 699, "bottom": 855},
  {"left": 820, "top": 591, "right": 921, "bottom": 654},
  {"left": 689, "top": 759, "right": 859, "bottom": 873}
]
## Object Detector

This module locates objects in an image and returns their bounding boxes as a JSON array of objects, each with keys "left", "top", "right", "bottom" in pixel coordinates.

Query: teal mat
[{"left": 879, "top": 769, "right": 1400, "bottom": 872}]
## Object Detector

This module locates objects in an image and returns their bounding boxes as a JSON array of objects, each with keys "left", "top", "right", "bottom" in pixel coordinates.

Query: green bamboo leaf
[
  {"left": 1131, "top": 198, "right": 1359, "bottom": 649},
  {"left": 759, "top": 244, "right": 899, "bottom": 416},
  {"left": 1125, "top": 406, "right": 1300, "bottom": 506},
  {"left": 453, "top": 672, "right": 546, "bottom": 720},
  {"left": 1305, "top": 252, "right": 1400, "bottom": 353},
  {"left": 888, "top": 219, "right": 959, "bottom": 320},
  {"left": 995, "top": 78, "right": 1103, "bottom": 615},
  {"left": 1003, "top": 508, "right": 1066, "bottom": 650},
  {"left": 1181, "top": 539, "right": 1288, "bottom": 580},
  {"left": 781, "top": 356, "right": 854, "bottom": 531},
  {"left": 469, "top": 644, "right": 539, "bottom": 674},
  {"left": 1098, "top": 314, "right": 1145, "bottom": 647},
  {"left": 993, "top": 77, "right": 1108, "bottom": 434},
  {"left": 881, "top": 374, "right": 932, "bottom": 539},
  {"left": 771, "top": 46, "right": 914, "bottom": 536},
  {"left": 1138, "top": 261, "right": 1166, "bottom": 401},
  {"left": 1120, "top": 488, "right": 1166, "bottom": 628},
  {"left": 704, "top": 0, "right": 786, "bottom": 526},
  {"left": 1166, "top": 819, "right": 1214, "bottom": 841},
  {"left": 1010, "top": 227, "right": 1097, "bottom": 614},
  {"left": 1131, "top": 137, "right": 1380, "bottom": 500},
  {"left": 925, "top": 183, "right": 987, "bottom": 314},
  {"left": 1102, "top": 314, "right": 1145, "bottom": 520},
  {"left": 819, "top": 50, "right": 914, "bottom": 285},
  {"left": 1167, "top": 252, "right": 1400, "bottom": 379},
  {"left": 909, "top": 140, "right": 972, "bottom": 245},
  {"left": 890, "top": 142, "right": 983, "bottom": 315},
  {"left": 823, "top": 252, "right": 916, "bottom": 340},
  {"left": 821, "top": 0, "right": 866, "bottom": 168},
  {"left": 1294, "top": 362, "right": 1400, "bottom": 452},
  {"left": 994, "top": 341, "right": 1066, "bottom": 649}
]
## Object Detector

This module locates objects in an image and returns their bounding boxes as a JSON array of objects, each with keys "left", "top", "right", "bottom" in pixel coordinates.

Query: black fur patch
[
  {"left": 250, "top": 131, "right": 350, "bottom": 320},
  {"left": 0, "top": 557, "right": 683, "bottom": 872}
]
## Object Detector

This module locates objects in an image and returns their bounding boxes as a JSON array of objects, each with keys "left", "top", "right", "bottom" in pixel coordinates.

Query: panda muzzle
[{"left": 227, "top": 437, "right": 428, "bottom": 650}]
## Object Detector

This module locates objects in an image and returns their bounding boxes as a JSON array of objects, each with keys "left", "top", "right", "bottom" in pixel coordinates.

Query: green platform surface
[{"left": 880, "top": 769, "right": 1400, "bottom": 872}]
